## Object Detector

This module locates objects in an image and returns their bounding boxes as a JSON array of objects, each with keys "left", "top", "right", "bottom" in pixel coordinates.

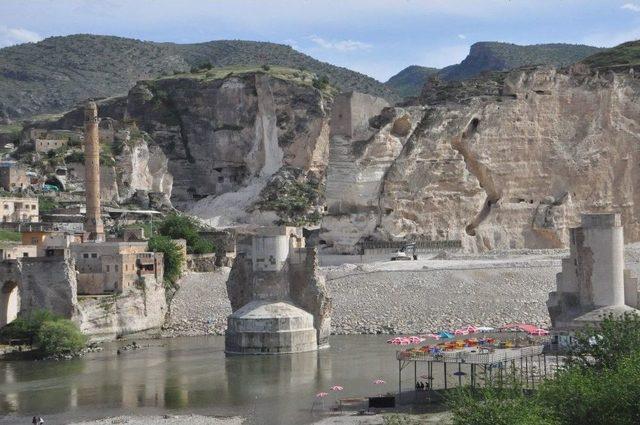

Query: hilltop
[
  {"left": 384, "top": 65, "right": 439, "bottom": 98},
  {"left": 580, "top": 39, "right": 640, "bottom": 69},
  {"left": 438, "top": 41, "right": 602, "bottom": 81},
  {"left": 0, "top": 34, "right": 397, "bottom": 120}
]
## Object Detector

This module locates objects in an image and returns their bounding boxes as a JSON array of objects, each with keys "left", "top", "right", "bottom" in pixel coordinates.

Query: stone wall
[
  {"left": 0, "top": 254, "right": 78, "bottom": 322},
  {"left": 185, "top": 253, "right": 217, "bottom": 272}
]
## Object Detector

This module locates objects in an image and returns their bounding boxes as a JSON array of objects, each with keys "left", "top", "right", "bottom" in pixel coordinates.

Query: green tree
[
  {"left": 148, "top": 235, "right": 184, "bottom": 284},
  {"left": 157, "top": 214, "right": 214, "bottom": 254},
  {"left": 35, "top": 319, "right": 86, "bottom": 356}
]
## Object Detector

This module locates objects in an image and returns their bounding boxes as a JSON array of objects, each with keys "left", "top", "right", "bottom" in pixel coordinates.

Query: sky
[{"left": 0, "top": 0, "right": 639, "bottom": 81}]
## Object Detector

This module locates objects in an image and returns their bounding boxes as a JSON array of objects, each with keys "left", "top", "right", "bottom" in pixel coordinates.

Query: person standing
[
  {"left": 38, "top": 417, "right": 44, "bottom": 424},
  {"left": 31, "top": 417, "right": 37, "bottom": 425}
]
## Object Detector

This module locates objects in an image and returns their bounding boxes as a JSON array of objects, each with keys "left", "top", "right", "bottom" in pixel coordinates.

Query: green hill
[
  {"left": 385, "top": 65, "right": 439, "bottom": 98},
  {"left": 438, "top": 42, "right": 603, "bottom": 81},
  {"left": 0, "top": 34, "right": 398, "bottom": 120},
  {"left": 580, "top": 39, "right": 640, "bottom": 69}
]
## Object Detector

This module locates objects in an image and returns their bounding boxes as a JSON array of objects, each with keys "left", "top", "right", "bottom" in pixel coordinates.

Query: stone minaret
[{"left": 83, "top": 101, "right": 104, "bottom": 241}]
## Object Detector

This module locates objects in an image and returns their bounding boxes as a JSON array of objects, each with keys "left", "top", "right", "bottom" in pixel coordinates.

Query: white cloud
[
  {"left": 457, "top": 34, "right": 466, "bottom": 39},
  {"left": 621, "top": 3, "right": 640, "bottom": 12},
  {"left": 309, "top": 36, "right": 372, "bottom": 52},
  {"left": 0, "top": 25, "right": 42, "bottom": 47}
]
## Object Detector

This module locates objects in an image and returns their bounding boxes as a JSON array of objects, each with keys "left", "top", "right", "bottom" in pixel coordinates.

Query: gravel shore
[
  {"left": 70, "top": 415, "right": 243, "bottom": 425},
  {"left": 162, "top": 252, "right": 568, "bottom": 337}
]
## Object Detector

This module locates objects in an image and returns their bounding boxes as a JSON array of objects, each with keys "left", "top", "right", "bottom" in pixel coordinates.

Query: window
[
  {"left": 23, "top": 252, "right": 29, "bottom": 257},
  {"left": 91, "top": 253, "right": 97, "bottom": 258},
  {"left": 31, "top": 205, "right": 36, "bottom": 210},
  {"left": 125, "top": 264, "right": 128, "bottom": 271},
  {"left": 115, "top": 265, "right": 119, "bottom": 272},
  {"left": 83, "top": 253, "right": 89, "bottom": 258},
  {"left": 106, "top": 265, "right": 110, "bottom": 272},
  {"left": 31, "top": 238, "right": 37, "bottom": 244}
]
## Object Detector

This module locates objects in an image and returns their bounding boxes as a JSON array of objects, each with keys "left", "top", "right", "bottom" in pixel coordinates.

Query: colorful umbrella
[
  {"left": 373, "top": 379, "right": 385, "bottom": 385},
  {"left": 330, "top": 385, "right": 344, "bottom": 391},
  {"left": 408, "top": 336, "right": 425, "bottom": 344},
  {"left": 316, "top": 392, "right": 328, "bottom": 398}
]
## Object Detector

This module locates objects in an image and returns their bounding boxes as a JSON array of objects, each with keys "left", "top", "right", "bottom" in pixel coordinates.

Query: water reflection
[{"left": 0, "top": 336, "right": 400, "bottom": 425}]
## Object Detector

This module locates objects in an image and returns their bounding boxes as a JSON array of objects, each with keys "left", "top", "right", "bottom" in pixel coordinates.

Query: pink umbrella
[
  {"left": 388, "top": 337, "right": 404, "bottom": 345},
  {"left": 373, "top": 379, "right": 385, "bottom": 385},
  {"left": 422, "top": 333, "right": 441, "bottom": 340},
  {"left": 454, "top": 329, "right": 469, "bottom": 336},
  {"left": 465, "top": 325, "right": 479, "bottom": 334},
  {"left": 408, "top": 336, "right": 425, "bottom": 344},
  {"left": 316, "top": 392, "right": 329, "bottom": 398},
  {"left": 399, "top": 338, "right": 411, "bottom": 346},
  {"left": 330, "top": 385, "right": 344, "bottom": 391}
]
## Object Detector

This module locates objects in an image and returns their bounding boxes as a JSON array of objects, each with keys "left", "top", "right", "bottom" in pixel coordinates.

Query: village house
[
  {"left": 0, "top": 163, "right": 30, "bottom": 192},
  {"left": 0, "top": 197, "right": 39, "bottom": 222},
  {"left": 71, "top": 241, "right": 163, "bottom": 295},
  {"left": 0, "top": 242, "right": 37, "bottom": 259},
  {"left": 20, "top": 223, "right": 83, "bottom": 256},
  {"left": 35, "top": 138, "right": 68, "bottom": 153}
]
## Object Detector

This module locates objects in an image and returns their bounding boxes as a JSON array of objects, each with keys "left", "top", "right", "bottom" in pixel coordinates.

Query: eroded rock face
[
  {"left": 323, "top": 67, "right": 640, "bottom": 252},
  {"left": 76, "top": 276, "right": 166, "bottom": 340},
  {"left": 126, "top": 74, "right": 330, "bottom": 223}
]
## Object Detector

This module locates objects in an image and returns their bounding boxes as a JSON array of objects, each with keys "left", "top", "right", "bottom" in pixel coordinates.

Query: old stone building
[
  {"left": 547, "top": 213, "right": 640, "bottom": 345},
  {"left": 35, "top": 138, "right": 68, "bottom": 153},
  {"left": 0, "top": 242, "right": 37, "bottom": 259},
  {"left": 20, "top": 223, "right": 83, "bottom": 256},
  {"left": 0, "top": 163, "right": 30, "bottom": 192},
  {"left": 71, "top": 241, "right": 163, "bottom": 295},
  {"left": 0, "top": 197, "right": 39, "bottom": 222}
]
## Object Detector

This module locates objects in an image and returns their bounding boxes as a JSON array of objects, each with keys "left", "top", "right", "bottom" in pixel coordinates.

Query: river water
[{"left": 0, "top": 335, "right": 417, "bottom": 425}]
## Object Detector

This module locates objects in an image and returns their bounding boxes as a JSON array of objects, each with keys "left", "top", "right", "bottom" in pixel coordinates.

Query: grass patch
[{"left": 0, "top": 229, "right": 21, "bottom": 242}]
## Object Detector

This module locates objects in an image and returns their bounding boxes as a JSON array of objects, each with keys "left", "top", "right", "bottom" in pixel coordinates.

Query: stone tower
[
  {"left": 547, "top": 213, "right": 639, "bottom": 331},
  {"left": 83, "top": 101, "right": 104, "bottom": 241}
]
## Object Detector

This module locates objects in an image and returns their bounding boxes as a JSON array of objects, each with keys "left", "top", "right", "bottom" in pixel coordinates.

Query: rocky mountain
[
  {"left": 438, "top": 42, "right": 602, "bottom": 81},
  {"left": 0, "top": 34, "right": 397, "bottom": 120},
  {"left": 322, "top": 64, "right": 640, "bottom": 252},
  {"left": 47, "top": 67, "right": 331, "bottom": 226},
  {"left": 385, "top": 65, "right": 439, "bottom": 98}
]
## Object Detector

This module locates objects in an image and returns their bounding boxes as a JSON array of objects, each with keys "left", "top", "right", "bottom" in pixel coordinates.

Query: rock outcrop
[
  {"left": 323, "top": 66, "right": 640, "bottom": 252},
  {"left": 76, "top": 276, "right": 166, "bottom": 340}
]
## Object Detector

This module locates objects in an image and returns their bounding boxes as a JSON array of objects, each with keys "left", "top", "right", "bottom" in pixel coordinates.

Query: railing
[{"left": 397, "top": 345, "right": 545, "bottom": 364}]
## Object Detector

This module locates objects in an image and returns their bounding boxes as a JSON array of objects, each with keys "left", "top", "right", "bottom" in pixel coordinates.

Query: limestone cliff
[
  {"left": 76, "top": 276, "right": 166, "bottom": 340},
  {"left": 53, "top": 70, "right": 330, "bottom": 225},
  {"left": 323, "top": 66, "right": 640, "bottom": 252}
]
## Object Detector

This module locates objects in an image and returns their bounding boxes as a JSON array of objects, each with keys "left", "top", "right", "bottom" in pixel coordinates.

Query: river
[{"left": 0, "top": 335, "right": 415, "bottom": 425}]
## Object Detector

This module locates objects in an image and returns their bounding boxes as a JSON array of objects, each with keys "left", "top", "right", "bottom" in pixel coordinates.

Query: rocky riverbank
[
  {"left": 70, "top": 415, "right": 243, "bottom": 425},
  {"left": 162, "top": 252, "right": 574, "bottom": 337}
]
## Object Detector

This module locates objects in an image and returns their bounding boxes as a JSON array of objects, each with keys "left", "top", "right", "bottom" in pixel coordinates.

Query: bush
[
  {"left": 0, "top": 229, "right": 21, "bottom": 242},
  {"left": 312, "top": 75, "right": 330, "bottom": 90},
  {"left": 262, "top": 64, "right": 271, "bottom": 71},
  {"left": 38, "top": 196, "right": 58, "bottom": 213},
  {"left": 0, "top": 309, "right": 85, "bottom": 356},
  {"left": 157, "top": 213, "right": 215, "bottom": 254},
  {"left": 65, "top": 150, "right": 84, "bottom": 163},
  {"left": 449, "top": 314, "right": 640, "bottom": 425},
  {"left": 148, "top": 235, "right": 184, "bottom": 284},
  {"left": 35, "top": 319, "right": 86, "bottom": 356}
]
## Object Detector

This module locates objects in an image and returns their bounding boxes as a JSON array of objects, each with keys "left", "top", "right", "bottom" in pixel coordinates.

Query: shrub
[
  {"left": 38, "top": 196, "right": 58, "bottom": 213},
  {"left": 35, "top": 319, "right": 86, "bottom": 356},
  {"left": 312, "top": 75, "right": 330, "bottom": 90},
  {"left": 148, "top": 235, "right": 184, "bottom": 284},
  {"left": 262, "top": 64, "right": 271, "bottom": 71},
  {"left": 65, "top": 151, "right": 84, "bottom": 163}
]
